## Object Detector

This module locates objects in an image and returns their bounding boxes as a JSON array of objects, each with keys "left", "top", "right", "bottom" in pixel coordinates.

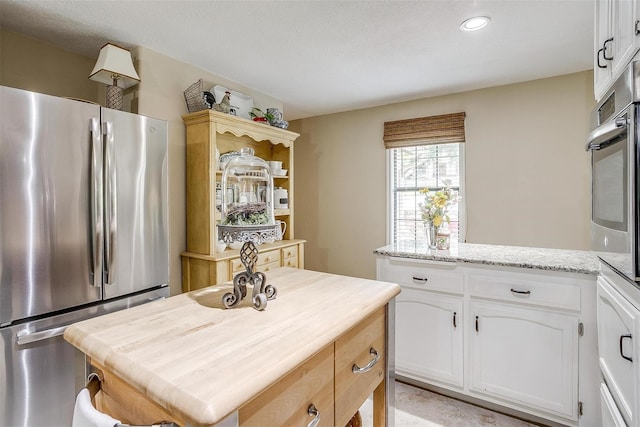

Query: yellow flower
[{"left": 433, "top": 216, "right": 443, "bottom": 227}]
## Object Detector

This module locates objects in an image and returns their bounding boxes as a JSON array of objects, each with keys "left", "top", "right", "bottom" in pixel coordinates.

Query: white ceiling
[{"left": 0, "top": 0, "right": 594, "bottom": 120}]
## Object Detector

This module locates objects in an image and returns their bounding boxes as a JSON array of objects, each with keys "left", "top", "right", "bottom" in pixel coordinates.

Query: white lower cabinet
[
  {"left": 600, "top": 382, "right": 628, "bottom": 427},
  {"left": 597, "top": 274, "right": 640, "bottom": 427},
  {"left": 377, "top": 256, "right": 599, "bottom": 426},
  {"left": 469, "top": 300, "right": 579, "bottom": 420},
  {"left": 396, "top": 288, "right": 463, "bottom": 388}
]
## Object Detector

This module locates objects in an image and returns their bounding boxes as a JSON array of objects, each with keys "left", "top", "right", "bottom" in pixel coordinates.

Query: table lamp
[{"left": 89, "top": 43, "right": 140, "bottom": 110}]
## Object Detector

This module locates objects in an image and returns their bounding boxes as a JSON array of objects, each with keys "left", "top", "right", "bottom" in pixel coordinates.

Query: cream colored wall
[
  {"left": 132, "top": 46, "right": 283, "bottom": 295},
  {"left": 290, "top": 71, "right": 595, "bottom": 280},
  {"left": 0, "top": 29, "right": 102, "bottom": 102}
]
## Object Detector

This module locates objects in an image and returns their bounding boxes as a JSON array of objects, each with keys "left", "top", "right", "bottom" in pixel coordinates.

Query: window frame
[{"left": 385, "top": 143, "right": 466, "bottom": 245}]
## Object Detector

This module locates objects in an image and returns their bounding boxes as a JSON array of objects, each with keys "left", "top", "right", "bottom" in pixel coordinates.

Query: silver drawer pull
[
  {"left": 412, "top": 276, "right": 428, "bottom": 283},
  {"left": 307, "top": 404, "right": 320, "bottom": 427},
  {"left": 510, "top": 288, "right": 531, "bottom": 295},
  {"left": 352, "top": 347, "right": 380, "bottom": 374}
]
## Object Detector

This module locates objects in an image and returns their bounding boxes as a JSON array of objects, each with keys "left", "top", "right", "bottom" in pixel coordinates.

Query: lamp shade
[{"left": 89, "top": 43, "right": 140, "bottom": 88}]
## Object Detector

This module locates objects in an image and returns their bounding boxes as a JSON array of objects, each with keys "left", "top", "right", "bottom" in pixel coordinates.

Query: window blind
[{"left": 383, "top": 112, "right": 466, "bottom": 149}]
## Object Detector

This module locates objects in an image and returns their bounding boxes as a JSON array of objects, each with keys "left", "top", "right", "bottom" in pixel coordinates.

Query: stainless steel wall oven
[{"left": 588, "top": 61, "right": 640, "bottom": 284}]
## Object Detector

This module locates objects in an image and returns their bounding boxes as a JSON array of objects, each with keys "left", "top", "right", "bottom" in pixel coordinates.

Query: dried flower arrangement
[{"left": 222, "top": 202, "right": 269, "bottom": 226}]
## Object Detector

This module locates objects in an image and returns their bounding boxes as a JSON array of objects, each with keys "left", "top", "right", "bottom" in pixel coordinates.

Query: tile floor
[{"left": 359, "top": 381, "right": 542, "bottom": 427}]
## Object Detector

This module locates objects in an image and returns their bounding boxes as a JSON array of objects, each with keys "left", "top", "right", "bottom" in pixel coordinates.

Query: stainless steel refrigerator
[{"left": 0, "top": 86, "right": 170, "bottom": 426}]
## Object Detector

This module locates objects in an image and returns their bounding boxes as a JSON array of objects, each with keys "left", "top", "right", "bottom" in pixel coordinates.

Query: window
[
  {"left": 383, "top": 112, "right": 466, "bottom": 246},
  {"left": 388, "top": 144, "right": 463, "bottom": 245}
]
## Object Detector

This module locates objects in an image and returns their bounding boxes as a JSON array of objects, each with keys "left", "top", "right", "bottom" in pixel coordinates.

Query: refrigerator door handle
[
  {"left": 104, "top": 121, "right": 117, "bottom": 286},
  {"left": 90, "top": 118, "right": 103, "bottom": 288},
  {"left": 16, "top": 325, "right": 68, "bottom": 345}
]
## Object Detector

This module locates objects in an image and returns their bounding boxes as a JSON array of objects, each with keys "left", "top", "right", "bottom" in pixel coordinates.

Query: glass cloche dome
[{"left": 218, "top": 147, "right": 279, "bottom": 246}]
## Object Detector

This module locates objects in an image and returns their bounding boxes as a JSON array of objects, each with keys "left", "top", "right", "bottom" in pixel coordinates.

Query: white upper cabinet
[
  {"left": 611, "top": 0, "right": 639, "bottom": 76},
  {"left": 595, "top": 0, "right": 614, "bottom": 99},
  {"left": 595, "top": 0, "right": 640, "bottom": 100}
]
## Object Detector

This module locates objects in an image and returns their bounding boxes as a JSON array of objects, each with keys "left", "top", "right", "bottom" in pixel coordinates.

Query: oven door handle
[{"left": 586, "top": 117, "right": 628, "bottom": 151}]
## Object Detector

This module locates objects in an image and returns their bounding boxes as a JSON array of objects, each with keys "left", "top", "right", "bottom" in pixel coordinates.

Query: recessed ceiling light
[{"left": 460, "top": 16, "right": 490, "bottom": 32}]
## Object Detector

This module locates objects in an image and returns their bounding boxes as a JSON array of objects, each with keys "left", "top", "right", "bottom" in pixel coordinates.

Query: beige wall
[
  {"left": 1, "top": 29, "right": 102, "bottom": 102},
  {"left": 290, "top": 71, "right": 595, "bottom": 280}
]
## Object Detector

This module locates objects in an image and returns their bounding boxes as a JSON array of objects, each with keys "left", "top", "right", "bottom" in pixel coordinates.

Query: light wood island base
[{"left": 65, "top": 268, "right": 400, "bottom": 427}]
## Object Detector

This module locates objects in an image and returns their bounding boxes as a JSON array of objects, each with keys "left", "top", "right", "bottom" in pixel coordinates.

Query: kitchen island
[{"left": 64, "top": 267, "right": 401, "bottom": 427}]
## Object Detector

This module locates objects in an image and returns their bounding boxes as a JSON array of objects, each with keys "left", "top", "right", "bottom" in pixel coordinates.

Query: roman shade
[{"left": 383, "top": 112, "right": 466, "bottom": 149}]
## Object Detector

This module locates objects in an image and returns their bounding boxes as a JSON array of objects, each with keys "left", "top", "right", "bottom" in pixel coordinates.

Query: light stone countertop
[
  {"left": 64, "top": 267, "right": 400, "bottom": 427},
  {"left": 374, "top": 241, "right": 600, "bottom": 275}
]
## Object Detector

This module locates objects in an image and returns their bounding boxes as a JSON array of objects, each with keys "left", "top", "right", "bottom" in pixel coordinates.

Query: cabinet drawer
[
  {"left": 468, "top": 271, "right": 581, "bottom": 311},
  {"left": 261, "top": 260, "right": 281, "bottom": 272},
  {"left": 335, "top": 307, "right": 386, "bottom": 427},
  {"left": 282, "top": 256, "right": 298, "bottom": 268},
  {"left": 258, "top": 249, "right": 281, "bottom": 266},
  {"left": 231, "top": 249, "right": 282, "bottom": 273},
  {"left": 239, "top": 344, "right": 334, "bottom": 427},
  {"left": 282, "top": 246, "right": 297, "bottom": 259},
  {"left": 380, "top": 259, "right": 463, "bottom": 295}
]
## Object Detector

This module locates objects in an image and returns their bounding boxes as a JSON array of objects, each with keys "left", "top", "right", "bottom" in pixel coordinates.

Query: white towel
[{"left": 72, "top": 388, "right": 121, "bottom": 427}]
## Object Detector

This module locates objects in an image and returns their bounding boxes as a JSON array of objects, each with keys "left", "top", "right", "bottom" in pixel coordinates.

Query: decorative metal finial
[{"left": 221, "top": 241, "right": 277, "bottom": 311}]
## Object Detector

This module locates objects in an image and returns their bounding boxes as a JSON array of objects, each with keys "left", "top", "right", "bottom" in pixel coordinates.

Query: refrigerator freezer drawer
[{"left": 0, "top": 286, "right": 168, "bottom": 427}]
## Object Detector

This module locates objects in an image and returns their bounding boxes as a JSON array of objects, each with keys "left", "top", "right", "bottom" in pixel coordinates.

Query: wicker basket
[{"left": 183, "top": 79, "right": 208, "bottom": 113}]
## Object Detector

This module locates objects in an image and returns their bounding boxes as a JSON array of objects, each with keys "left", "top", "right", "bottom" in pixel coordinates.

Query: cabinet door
[
  {"left": 469, "top": 301, "right": 578, "bottom": 420},
  {"left": 396, "top": 288, "right": 463, "bottom": 388},
  {"left": 611, "top": 0, "right": 640, "bottom": 78},
  {"left": 595, "top": 0, "right": 614, "bottom": 100},
  {"left": 600, "top": 383, "right": 628, "bottom": 427},
  {"left": 597, "top": 277, "right": 639, "bottom": 427}
]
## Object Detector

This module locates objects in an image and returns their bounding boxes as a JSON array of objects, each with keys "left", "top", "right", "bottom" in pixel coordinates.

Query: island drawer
[
  {"left": 335, "top": 307, "right": 386, "bottom": 427},
  {"left": 468, "top": 271, "right": 581, "bottom": 311},
  {"left": 231, "top": 249, "right": 281, "bottom": 273},
  {"left": 239, "top": 344, "right": 334, "bottom": 427}
]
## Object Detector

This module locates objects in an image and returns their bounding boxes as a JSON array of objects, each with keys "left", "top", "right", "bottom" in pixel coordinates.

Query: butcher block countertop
[{"left": 64, "top": 267, "right": 401, "bottom": 426}]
